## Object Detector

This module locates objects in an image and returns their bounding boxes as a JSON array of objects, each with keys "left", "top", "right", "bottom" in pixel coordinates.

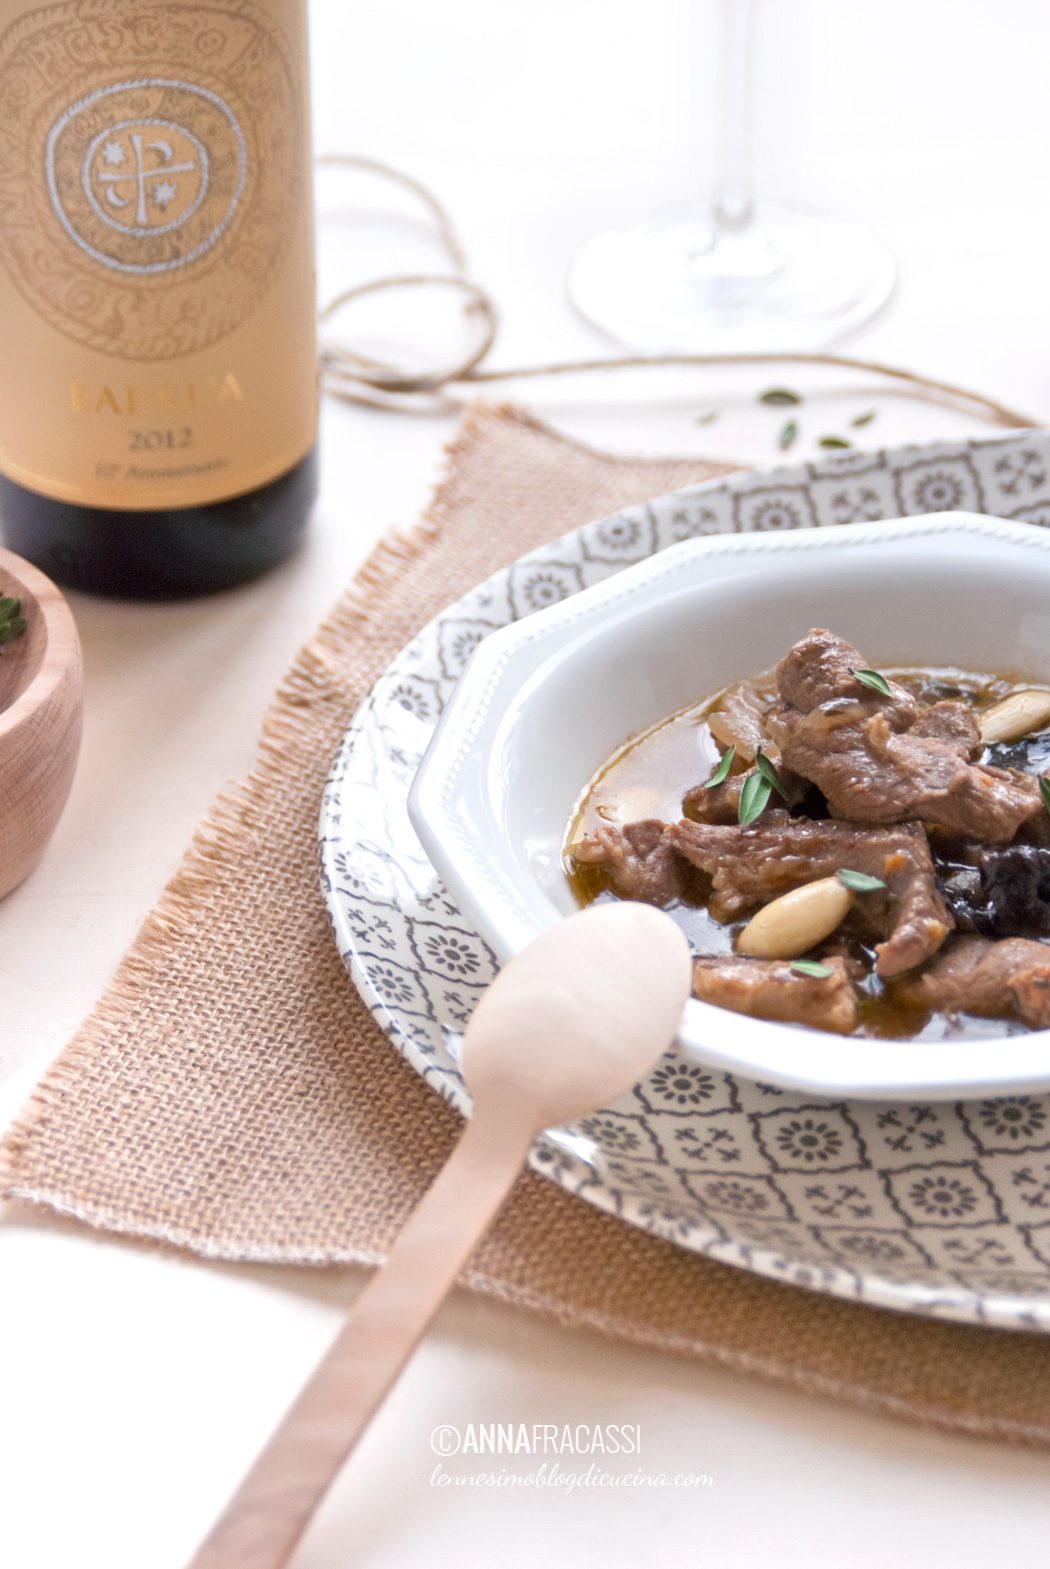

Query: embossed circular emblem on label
[
  {"left": 46, "top": 80, "right": 247, "bottom": 274},
  {"left": 0, "top": 1, "right": 301, "bottom": 359},
  {"left": 83, "top": 117, "right": 211, "bottom": 237}
]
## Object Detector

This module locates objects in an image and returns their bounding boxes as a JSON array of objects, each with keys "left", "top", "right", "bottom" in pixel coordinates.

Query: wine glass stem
[{"left": 712, "top": 0, "right": 757, "bottom": 234}]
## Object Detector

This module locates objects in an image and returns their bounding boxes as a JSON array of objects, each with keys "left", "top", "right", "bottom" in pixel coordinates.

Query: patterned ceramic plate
[{"left": 321, "top": 429, "right": 1050, "bottom": 1330}]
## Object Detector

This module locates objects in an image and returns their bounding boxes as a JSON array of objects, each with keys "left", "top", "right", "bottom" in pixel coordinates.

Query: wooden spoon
[{"left": 188, "top": 901, "right": 692, "bottom": 1569}]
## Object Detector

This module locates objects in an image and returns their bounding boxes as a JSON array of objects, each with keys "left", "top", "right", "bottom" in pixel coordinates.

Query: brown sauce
[{"left": 566, "top": 666, "right": 1038, "bottom": 1041}]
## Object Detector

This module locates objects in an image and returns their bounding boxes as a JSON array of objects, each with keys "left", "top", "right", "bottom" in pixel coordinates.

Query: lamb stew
[{"left": 566, "top": 629, "right": 1050, "bottom": 1041}]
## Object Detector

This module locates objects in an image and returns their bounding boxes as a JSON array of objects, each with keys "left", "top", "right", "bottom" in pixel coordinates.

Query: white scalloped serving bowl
[{"left": 409, "top": 512, "right": 1050, "bottom": 1102}]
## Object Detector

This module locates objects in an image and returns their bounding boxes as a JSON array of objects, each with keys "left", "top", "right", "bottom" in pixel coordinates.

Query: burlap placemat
[{"left": 6, "top": 402, "right": 1050, "bottom": 1447}]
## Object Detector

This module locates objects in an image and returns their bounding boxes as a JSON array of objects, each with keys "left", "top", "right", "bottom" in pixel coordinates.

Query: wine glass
[{"left": 568, "top": 0, "right": 896, "bottom": 352}]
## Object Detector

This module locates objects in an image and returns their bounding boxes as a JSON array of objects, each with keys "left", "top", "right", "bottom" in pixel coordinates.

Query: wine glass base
[{"left": 568, "top": 200, "right": 897, "bottom": 353}]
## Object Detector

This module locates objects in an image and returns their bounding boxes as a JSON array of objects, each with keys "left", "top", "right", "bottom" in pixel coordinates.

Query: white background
[{"left": 4, "top": 1, "right": 1050, "bottom": 1563}]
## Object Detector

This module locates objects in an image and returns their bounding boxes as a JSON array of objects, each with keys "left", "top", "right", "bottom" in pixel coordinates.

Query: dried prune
[{"left": 941, "top": 844, "right": 1050, "bottom": 937}]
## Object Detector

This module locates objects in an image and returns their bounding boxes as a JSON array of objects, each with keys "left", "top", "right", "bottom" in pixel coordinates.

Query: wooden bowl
[{"left": 0, "top": 547, "right": 82, "bottom": 899}]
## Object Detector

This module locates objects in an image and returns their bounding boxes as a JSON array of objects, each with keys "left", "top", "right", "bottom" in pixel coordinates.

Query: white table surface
[{"left": 4, "top": 2, "right": 1050, "bottom": 1563}]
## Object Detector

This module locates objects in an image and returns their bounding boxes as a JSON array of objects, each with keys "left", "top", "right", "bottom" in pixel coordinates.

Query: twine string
[{"left": 316, "top": 153, "right": 1036, "bottom": 430}]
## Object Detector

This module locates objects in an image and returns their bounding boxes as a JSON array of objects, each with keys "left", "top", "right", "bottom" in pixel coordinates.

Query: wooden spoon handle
[{"left": 187, "top": 1111, "right": 531, "bottom": 1569}]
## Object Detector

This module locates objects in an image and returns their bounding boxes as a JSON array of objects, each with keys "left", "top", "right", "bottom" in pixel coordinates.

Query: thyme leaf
[
  {"left": 790, "top": 960, "right": 833, "bottom": 979},
  {"left": 704, "top": 745, "right": 736, "bottom": 789},
  {"left": 837, "top": 868, "right": 887, "bottom": 893},
  {"left": 755, "top": 748, "right": 788, "bottom": 799},
  {"left": 738, "top": 771, "right": 773, "bottom": 825},
  {"left": 852, "top": 667, "right": 892, "bottom": 697}
]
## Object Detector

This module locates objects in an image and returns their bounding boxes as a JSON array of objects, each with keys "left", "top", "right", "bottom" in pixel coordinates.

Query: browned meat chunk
[
  {"left": 688, "top": 679, "right": 808, "bottom": 823},
  {"left": 767, "top": 629, "right": 1039, "bottom": 843},
  {"left": 706, "top": 681, "right": 773, "bottom": 763},
  {"left": 776, "top": 627, "right": 914, "bottom": 719},
  {"left": 894, "top": 936, "right": 1050, "bottom": 1028},
  {"left": 570, "top": 819, "right": 683, "bottom": 905},
  {"left": 682, "top": 761, "right": 807, "bottom": 825},
  {"left": 681, "top": 772, "right": 747, "bottom": 825},
  {"left": 671, "top": 817, "right": 950, "bottom": 977},
  {"left": 692, "top": 954, "right": 858, "bottom": 1034},
  {"left": 911, "top": 701, "right": 982, "bottom": 752}
]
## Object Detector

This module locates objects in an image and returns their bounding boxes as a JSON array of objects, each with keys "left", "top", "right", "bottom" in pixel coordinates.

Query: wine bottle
[{"left": 0, "top": 0, "right": 318, "bottom": 598}]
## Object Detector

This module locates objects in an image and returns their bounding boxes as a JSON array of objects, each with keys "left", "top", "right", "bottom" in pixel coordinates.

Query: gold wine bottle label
[{"left": 0, "top": 0, "right": 317, "bottom": 510}]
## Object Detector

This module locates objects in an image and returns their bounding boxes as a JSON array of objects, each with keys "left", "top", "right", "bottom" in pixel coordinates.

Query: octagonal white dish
[
  {"left": 322, "top": 430, "right": 1050, "bottom": 1328},
  {"left": 409, "top": 511, "right": 1050, "bottom": 1103}
]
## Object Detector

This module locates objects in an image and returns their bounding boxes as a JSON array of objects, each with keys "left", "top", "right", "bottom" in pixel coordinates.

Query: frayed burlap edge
[
  {"left": 0, "top": 414, "right": 481, "bottom": 1192},
  {"left": 0, "top": 402, "right": 731, "bottom": 1253},
  {"left": 6, "top": 403, "right": 1050, "bottom": 1454}
]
